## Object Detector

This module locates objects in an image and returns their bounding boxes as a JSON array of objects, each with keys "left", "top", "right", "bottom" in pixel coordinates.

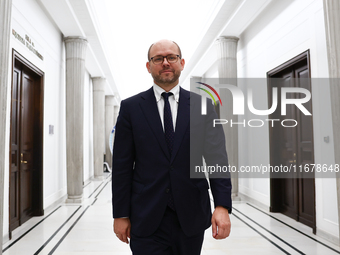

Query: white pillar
[
  {"left": 215, "top": 36, "right": 239, "bottom": 199},
  {"left": 93, "top": 77, "right": 106, "bottom": 179},
  {"left": 113, "top": 105, "right": 119, "bottom": 126},
  {"left": 65, "top": 37, "right": 87, "bottom": 203},
  {"left": 0, "top": 0, "right": 13, "bottom": 251},
  {"left": 190, "top": 76, "right": 202, "bottom": 92},
  {"left": 323, "top": 0, "right": 340, "bottom": 244},
  {"left": 216, "top": 36, "right": 239, "bottom": 78},
  {"left": 105, "top": 96, "right": 115, "bottom": 168}
]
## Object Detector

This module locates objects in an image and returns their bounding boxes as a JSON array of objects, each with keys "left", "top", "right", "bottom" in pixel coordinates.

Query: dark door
[
  {"left": 10, "top": 51, "right": 44, "bottom": 235},
  {"left": 268, "top": 51, "right": 316, "bottom": 233}
]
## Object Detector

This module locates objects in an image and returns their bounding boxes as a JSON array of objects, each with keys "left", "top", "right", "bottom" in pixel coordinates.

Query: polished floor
[{"left": 3, "top": 174, "right": 340, "bottom": 255}]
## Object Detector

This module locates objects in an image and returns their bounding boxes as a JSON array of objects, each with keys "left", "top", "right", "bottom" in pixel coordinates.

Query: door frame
[
  {"left": 267, "top": 50, "right": 316, "bottom": 233},
  {"left": 9, "top": 50, "right": 44, "bottom": 235}
]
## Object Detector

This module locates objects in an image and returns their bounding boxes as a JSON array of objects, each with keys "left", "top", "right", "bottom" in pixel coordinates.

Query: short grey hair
[{"left": 147, "top": 41, "right": 182, "bottom": 61}]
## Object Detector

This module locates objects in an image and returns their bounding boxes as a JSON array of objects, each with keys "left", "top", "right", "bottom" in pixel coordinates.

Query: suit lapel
[
  {"left": 139, "top": 87, "right": 171, "bottom": 160},
  {"left": 171, "top": 88, "right": 190, "bottom": 163}
]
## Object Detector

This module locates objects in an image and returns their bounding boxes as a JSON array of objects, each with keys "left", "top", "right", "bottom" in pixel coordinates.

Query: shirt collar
[{"left": 153, "top": 83, "right": 180, "bottom": 103}]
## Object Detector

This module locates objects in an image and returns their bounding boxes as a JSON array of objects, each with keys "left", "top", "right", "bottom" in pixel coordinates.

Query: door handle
[{"left": 20, "top": 153, "right": 27, "bottom": 164}]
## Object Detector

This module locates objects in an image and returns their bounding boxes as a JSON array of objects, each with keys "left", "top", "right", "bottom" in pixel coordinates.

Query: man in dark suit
[{"left": 112, "top": 39, "right": 232, "bottom": 255}]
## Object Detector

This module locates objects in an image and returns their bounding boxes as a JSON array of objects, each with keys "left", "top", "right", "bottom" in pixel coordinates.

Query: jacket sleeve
[{"left": 112, "top": 100, "right": 135, "bottom": 218}]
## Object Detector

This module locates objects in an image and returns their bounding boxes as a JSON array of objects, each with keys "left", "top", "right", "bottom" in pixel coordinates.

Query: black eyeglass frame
[{"left": 149, "top": 54, "right": 180, "bottom": 65}]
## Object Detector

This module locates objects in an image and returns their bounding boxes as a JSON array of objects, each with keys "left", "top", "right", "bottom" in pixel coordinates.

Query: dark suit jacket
[{"left": 112, "top": 87, "right": 232, "bottom": 237}]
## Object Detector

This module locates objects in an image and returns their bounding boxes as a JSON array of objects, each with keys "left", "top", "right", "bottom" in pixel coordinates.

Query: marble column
[
  {"left": 190, "top": 76, "right": 202, "bottom": 92},
  {"left": 112, "top": 105, "right": 120, "bottom": 148},
  {"left": 323, "top": 0, "right": 340, "bottom": 244},
  {"left": 93, "top": 78, "right": 106, "bottom": 179},
  {"left": 215, "top": 36, "right": 239, "bottom": 199},
  {"left": 105, "top": 96, "right": 115, "bottom": 168},
  {"left": 113, "top": 105, "right": 119, "bottom": 127},
  {"left": 65, "top": 37, "right": 87, "bottom": 203},
  {"left": 0, "top": 0, "right": 12, "bottom": 250}
]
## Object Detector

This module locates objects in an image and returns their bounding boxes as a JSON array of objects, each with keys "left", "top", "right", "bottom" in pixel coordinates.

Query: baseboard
[
  {"left": 3, "top": 232, "right": 9, "bottom": 245},
  {"left": 44, "top": 194, "right": 67, "bottom": 213},
  {"left": 317, "top": 228, "right": 339, "bottom": 246},
  {"left": 238, "top": 192, "right": 269, "bottom": 211},
  {"left": 44, "top": 187, "right": 67, "bottom": 209},
  {"left": 3, "top": 194, "right": 67, "bottom": 245},
  {"left": 239, "top": 193, "right": 340, "bottom": 246}
]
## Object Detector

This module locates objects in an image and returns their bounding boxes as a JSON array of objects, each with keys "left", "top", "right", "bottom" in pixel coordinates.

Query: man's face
[{"left": 146, "top": 40, "right": 185, "bottom": 87}]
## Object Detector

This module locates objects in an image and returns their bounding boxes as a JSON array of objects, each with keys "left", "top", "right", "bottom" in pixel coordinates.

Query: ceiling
[{"left": 38, "top": 0, "right": 273, "bottom": 102}]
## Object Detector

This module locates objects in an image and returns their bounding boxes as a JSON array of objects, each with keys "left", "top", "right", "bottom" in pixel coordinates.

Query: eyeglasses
[{"left": 150, "top": 54, "right": 180, "bottom": 65}]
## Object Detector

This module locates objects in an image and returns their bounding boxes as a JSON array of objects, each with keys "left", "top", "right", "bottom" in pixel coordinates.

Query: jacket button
[
  {"left": 165, "top": 188, "right": 170, "bottom": 193},
  {"left": 170, "top": 166, "right": 174, "bottom": 171}
]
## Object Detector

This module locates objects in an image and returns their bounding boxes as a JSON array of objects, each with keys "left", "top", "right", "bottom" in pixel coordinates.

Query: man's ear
[
  {"left": 180, "top": 58, "right": 185, "bottom": 71},
  {"left": 146, "top": 62, "right": 151, "bottom": 73}
]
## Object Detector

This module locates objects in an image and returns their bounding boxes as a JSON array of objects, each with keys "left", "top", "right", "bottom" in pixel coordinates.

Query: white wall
[
  {"left": 4, "top": 0, "right": 67, "bottom": 238},
  {"left": 237, "top": 0, "right": 338, "bottom": 239}
]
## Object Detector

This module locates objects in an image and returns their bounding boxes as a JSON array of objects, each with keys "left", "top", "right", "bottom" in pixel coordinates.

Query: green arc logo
[{"left": 196, "top": 82, "right": 222, "bottom": 106}]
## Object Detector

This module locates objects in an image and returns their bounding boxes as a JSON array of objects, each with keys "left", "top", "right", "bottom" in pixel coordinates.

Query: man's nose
[{"left": 162, "top": 57, "right": 170, "bottom": 66}]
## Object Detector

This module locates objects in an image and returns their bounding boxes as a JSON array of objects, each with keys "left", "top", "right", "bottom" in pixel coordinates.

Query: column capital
[
  {"left": 92, "top": 77, "right": 106, "bottom": 82},
  {"left": 215, "top": 35, "right": 239, "bottom": 78},
  {"left": 105, "top": 95, "right": 115, "bottom": 106},
  {"left": 64, "top": 36, "right": 87, "bottom": 43},
  {"left": 64, "top": 37, "right": 87, "bottom": 60},
  {"left": 216, "top": 36, "right": 239, "bottom": 44},
  {"left": 215, "top": 36, "right": 239, "bottom": 60},
  {"left": 92, "top": 77, "right": 106, "bottom": 91}
]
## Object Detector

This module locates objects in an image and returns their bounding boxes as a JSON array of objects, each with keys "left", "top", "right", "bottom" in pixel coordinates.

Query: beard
[{"left": 152, "top": 68, "right": 181, "bottom": 85}]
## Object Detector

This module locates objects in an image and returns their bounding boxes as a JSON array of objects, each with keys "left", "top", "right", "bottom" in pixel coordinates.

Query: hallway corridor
[{"left": 2, "top": 174, "right": 340, "bottom": 255}]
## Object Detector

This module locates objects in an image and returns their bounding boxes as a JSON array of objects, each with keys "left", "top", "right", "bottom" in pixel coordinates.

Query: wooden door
[
  {"left": 9, "top": 51, "right": 44, "bottom": 235},
  {"left": 274, "top": 69, "right": 299, "bottom": 220},
  {"left": 268, "top": 50, "right": 316, "bottom": 233}
]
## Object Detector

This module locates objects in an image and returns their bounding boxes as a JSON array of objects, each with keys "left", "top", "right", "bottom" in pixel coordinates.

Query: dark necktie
[
  {"left": 162, "top": 92, "right": 175, "bottom": 154},
  {"left": 161, "top": 92, "right": 175, "bottom": 210}
]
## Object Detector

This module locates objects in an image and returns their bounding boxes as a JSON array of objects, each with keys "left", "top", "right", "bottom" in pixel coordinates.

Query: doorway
[
  {"left": 9, "top": 50, "right": 44, "bottom": 236},
  {"left": 267, "top": 50, "right": 316, "bottom": 233}
]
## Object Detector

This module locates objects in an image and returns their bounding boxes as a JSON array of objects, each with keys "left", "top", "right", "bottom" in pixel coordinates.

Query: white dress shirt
[{"left": 153, "top": 83, "right": 179, "bottom": 132}]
